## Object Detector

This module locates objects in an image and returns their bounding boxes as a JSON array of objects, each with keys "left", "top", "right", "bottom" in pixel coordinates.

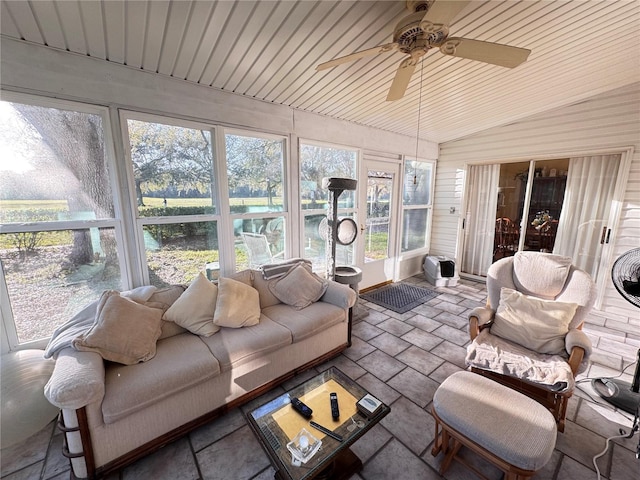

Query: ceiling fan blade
[
  {"left": 386, "top": 58, "right": 417, "bottom": 102},
  {"left": 316, "top": 43, "right": 398, "bottom": 71},
  {"left": 439, "top": 38, "right": 531, "bottom": 68},
  {"left": 420, "top": 1, "right": 471, "bottom": 32}
]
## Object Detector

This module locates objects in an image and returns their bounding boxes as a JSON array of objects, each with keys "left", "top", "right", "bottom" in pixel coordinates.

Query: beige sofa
[{"left": 44, "top": 268, "right": 356, "bottom": 479}]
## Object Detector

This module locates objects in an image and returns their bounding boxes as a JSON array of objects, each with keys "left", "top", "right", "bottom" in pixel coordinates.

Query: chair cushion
[
  {"left": 162, "top": 273, "right": 220, "bottom": 337},
  {"left": 200, "top": 316, "right": 291, "bottom": 371},
  {"left": 102, "top": 333, "right": 220, "bottom": 423},
  {"left": 491, "top": 287, "right": 577, "bottom": 355},
  {"left": 513, "top": 252, "right": 572, "bottom": 299},
  {"left": 262, "top": 302, "right": 345, "bottom": 342},
  {"left": 466, "top": 329, "right": 575, "bottom": 392},
  {"left": 433, "top": 371, "right": 556, "bottom": 472}
]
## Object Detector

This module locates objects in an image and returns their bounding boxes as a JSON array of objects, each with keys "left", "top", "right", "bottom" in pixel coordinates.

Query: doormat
[{"left": 360, "top": 283, "right": 438, "bottom": 314}]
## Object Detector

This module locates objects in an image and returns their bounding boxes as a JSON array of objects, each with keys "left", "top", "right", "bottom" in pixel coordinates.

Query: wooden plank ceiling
[{"left": 1, "top": 0, "right": 639, "bottom": 143}]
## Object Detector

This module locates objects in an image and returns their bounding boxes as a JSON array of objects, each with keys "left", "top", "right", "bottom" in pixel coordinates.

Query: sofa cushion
[
  {"left": 214, "top": 277, "right": 261, "bottom": 328},
  {"left": 148, "top": 285, "right": 189, "bottom": 339},
  {"left": 268, "top": 263, "right": 328, "bottom": 310},
  {"left": 229, "top": 269, "right": 254, "bottom": 286},
  {"left": 491, "top": 287, "right": 577, "bottom": 355},
  {"left": 252, "top": 274, "right": 282, "bottom": 309},
  {"left": 200, "top": 315, "right": 291, "bottom": 371},
  {"left": 513, "top": 252, "right": 572, "bottom": 299},
  {"left": 102, "top": 333, "right": 220, "bottom": 423},
  {"left": 262, "top": 302, "right": 345, "bottom": 342},
  {"left": 73, "top": 291, "right": 164, "bottom": 365},
  {"left": 163, "top": 273, "right": 220, "bottom": 337}
]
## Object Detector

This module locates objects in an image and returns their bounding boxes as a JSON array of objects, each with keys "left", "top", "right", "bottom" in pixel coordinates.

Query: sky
[{"left": 0, "top": 102, "right": 35, "bottom": 173}]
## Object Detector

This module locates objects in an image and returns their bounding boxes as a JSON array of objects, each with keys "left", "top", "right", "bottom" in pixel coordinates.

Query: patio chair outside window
[{"left": 241, "top": 232, "right": 284, "bottom": 269}]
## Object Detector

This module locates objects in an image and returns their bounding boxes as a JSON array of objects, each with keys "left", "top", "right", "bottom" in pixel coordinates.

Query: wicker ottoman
[{"left": 431, "top": 371, "right": 557, "bottom": 480}]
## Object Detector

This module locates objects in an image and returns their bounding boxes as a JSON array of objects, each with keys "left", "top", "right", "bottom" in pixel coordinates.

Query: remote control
[
  {"left": 330, "top": 392, "right": 339, "bottom": 420},
  {"left": 290, "top": 397, "right": 313, "bottom": 418},
  {"left": 309, "top": 421, "right": 343, "bottom": 442}
]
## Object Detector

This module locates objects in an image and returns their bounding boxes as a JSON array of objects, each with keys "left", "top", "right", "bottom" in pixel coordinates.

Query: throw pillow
[
  {"left": 268, "top": 263, "right": 328, "bottom": 310},
  {"left": 213, "top": 277, "right": 261, "bottom": 328},
  {"left": 162, "top": 273, "right": 220, "bottom": 337},
  {"left": 491, "top": 287, "right": 578, "bottom": 355},
  {"left": 73, "top": 290, "right": 164, "bottom": 365}
]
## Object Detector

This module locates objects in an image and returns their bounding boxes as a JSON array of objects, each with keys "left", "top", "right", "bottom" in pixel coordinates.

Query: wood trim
[
  {"left": 77, "top": 407, "right": 96, "bottom": 478},
  {"left": 567, "top": 347, "right": 585, "bottom": 376},
  {"left": 58, "top": 407, "right": 95, "bottom": 479},
  {"left": 94, "top": 343, "right": 348, "bottom": 479},
  {"left": 358, "top": 280, "right": 391, "bottom": 294}
]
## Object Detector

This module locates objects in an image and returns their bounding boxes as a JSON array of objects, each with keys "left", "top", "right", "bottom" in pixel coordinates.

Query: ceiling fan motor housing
[{"left": 394, "top": 11, "right": 448, "bottom": 54}]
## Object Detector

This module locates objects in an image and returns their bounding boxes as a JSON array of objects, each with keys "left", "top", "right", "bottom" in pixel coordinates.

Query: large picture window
[
  {"left": 299, "top": 142, "right": 357, "bottom": 273},
  {"left": 124, "top": 115, "right": 219, "bottom": 286},
  {"left": 226, "top": 131, "right": 287, "bottom": 271},
  {"left": 0, "top": 97, "right": 123, "bottom": 346}
]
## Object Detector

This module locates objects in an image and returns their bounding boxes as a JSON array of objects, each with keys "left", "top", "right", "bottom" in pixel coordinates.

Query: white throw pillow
[
  {"left": 162, "top": 273, "right": 220, "bottom": 337},
  {"left": 73, "top": 291, "right": 164, "bottom": 365},
  {"left": 491, "top": 287, "right": 578, "bottom": 355},
  {"left": 268, "top": 263, "right": 328, "bottom": 310},
  {"left": 213, "top": 277, "right": 261, "bottom": 328}
]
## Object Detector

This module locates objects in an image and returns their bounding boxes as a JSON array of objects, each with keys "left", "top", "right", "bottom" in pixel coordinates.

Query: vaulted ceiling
[{"left": 1, "top": 0, "right": 639, "bottom": 143}]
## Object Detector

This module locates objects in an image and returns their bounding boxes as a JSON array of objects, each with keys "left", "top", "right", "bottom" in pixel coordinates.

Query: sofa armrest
[
  {"left": 45, "top": 347, "right": 105, "bottom": 410},
  {"left": 320, "top": 281, "right": 357, "bottom": 309},
  {"left": 469, "top": 306, "right": 495, "bottom": 341}
]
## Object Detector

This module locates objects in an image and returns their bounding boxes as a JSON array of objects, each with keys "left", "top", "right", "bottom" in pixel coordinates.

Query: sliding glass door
[{"left": 462, "top": 155, "right": 621, "bottom": 283}]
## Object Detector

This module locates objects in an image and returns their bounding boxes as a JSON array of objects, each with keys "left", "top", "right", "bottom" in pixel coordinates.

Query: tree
[
  {"left": 127, "top": 120, "right": 214, "bottom": 208},
  {"left": 299, "top": 145, "right": 356, "bottom": 206},
  {"left": 225, "top": 134, "right": 283, "bottom": 200},
  {"left": 14, "top": 105, "right": 114, "bottom": 266}
]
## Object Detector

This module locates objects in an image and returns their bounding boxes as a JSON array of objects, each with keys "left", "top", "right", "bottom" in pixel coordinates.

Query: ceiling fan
[{"left": 316, "top": 0, "right": 531, "bottom": 101}]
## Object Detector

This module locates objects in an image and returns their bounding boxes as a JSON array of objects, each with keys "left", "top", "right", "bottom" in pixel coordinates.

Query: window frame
[
  {"left": 298, "top": 139, "right": 360, "bottom": 273},
  {"left": 120, "top": 110, "right": 223, "bottom": 284},
  {"left": 399, "top": 156, "right": 436, "bottom": 255},
  {"left": 222, "top": 127, "right": 290, "bottom": 271},
  {"left": 0, "top": 92, "right": 128, "bottom": 350}
]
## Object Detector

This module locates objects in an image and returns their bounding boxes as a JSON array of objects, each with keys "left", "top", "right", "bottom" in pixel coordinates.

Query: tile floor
[{"left": 2, "top": 276, "right": 639, "bottom": 480}]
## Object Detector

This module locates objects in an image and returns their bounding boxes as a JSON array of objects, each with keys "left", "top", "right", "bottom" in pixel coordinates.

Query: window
[
  {"left": 225, "top": 131, "right": 287, "bottom": 270},
  {"left": 0, "top": 97, "right": 123, "bottom": 347},
  {"left": 124, "top": 116, "right": 219, "bottom": 286},
  {"left": 401, "top": 159, "right": 434, "bottom": 252},
  {"left": 299, "top": 142, "right": 357, "bottom": 273}
]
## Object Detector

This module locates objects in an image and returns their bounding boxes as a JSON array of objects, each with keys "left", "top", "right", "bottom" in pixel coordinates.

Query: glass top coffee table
[{"left": 247, "top": 367, "right": 390, "bottom": 480}]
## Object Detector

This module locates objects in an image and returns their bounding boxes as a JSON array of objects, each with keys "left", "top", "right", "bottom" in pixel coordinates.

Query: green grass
[
  {"left": 0, "top": 199, "right": 68, "bottom": 210},
  {"left": 365, "top": 232, "right": 389, "bottom": 260}
]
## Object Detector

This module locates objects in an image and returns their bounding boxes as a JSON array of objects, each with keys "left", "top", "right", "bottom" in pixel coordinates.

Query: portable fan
[{"left": 592, "top": 248, "right": 640, "bottom": 415}]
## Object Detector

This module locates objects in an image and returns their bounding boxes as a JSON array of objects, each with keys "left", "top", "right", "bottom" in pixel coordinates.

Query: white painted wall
[{"left": 434, "top": 82, "right": 640, "bottom": 325}]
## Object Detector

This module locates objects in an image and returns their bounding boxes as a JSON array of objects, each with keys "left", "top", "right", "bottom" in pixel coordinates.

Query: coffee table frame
[{"left": 247, "top": 367, "right": 389, "bottom": 480}]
